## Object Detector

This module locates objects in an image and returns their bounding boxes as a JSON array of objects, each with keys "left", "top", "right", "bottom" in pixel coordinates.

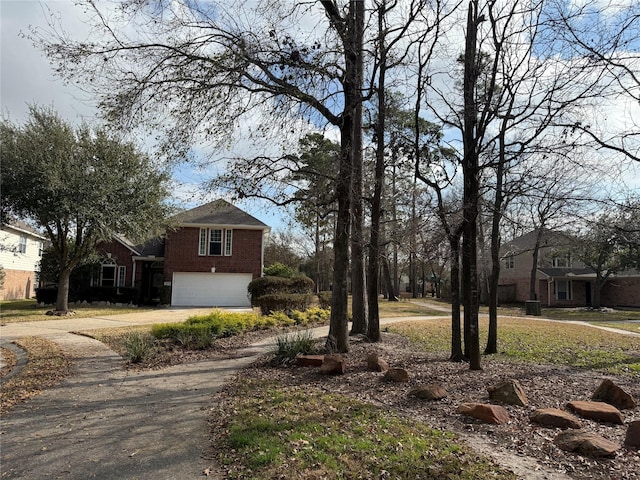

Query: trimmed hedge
[
  {"left": 248, "top": 275, "right": 314, "bottom": 303},
  {"left": 255, "top": 293, "right": 316, "bottom": 315},
  {"left": 35, "top": 286, "right": 138, "bottom": 305},
  {"left": 35, "top": 287, "right": 58, "bottom": 305}
]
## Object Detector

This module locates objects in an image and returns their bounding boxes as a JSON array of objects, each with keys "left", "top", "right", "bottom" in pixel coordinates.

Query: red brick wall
[
  {"left": 1, "top": 269, "right": 35, "bottom": 300},
  {"left": 95, "top": 241, "right": 136, "bottom": 287},
  {"left": 601, "top": 277, "right": 640, "bottom": 308},
  {"left": 164, "top": 227, "right": 263, "bottom": 281}
]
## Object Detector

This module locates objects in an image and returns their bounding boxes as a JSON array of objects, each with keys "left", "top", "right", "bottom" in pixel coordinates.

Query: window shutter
[
  {"left": 225, "top": 229, "right": 233, "bottom": 256},
  {"left": 199, "top": 228, "right": 207, "bottom": 256}
]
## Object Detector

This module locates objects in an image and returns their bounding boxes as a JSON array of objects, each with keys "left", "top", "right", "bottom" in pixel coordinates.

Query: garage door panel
[{"left": 171, "top": 273, "right": 252, "bottom": 307}]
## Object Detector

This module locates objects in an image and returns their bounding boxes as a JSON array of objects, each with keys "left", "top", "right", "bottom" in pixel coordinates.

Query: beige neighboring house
[
  {"left": 0, "top": 221, "right": 46, "bottom": 300},
  {"left": 498, "top": 228, "right": 640, "bottom": 308}
]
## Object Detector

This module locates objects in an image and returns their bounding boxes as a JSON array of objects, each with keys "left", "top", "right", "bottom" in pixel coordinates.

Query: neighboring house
[
  {"left": 498, "top": 228, "right": 640, "bottom": 308},
  {"left": 94, "top": 200, "right": 270, "bottom": 307},
  {"left": 0, "top": 220, "right": 46, "bottom": 300}
]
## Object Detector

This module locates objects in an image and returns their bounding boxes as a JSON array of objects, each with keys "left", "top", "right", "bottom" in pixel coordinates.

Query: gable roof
[
  {"left": 1, "top": 219, "right": 47, "bottom": 240},
  {"left": 501, "top": 228, "right": 574, "bottom": 256},
  {"left": 172, "top": 199, "right": 270, "bottom": 230}
]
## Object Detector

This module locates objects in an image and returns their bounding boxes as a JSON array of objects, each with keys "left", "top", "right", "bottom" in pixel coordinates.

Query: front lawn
[
  {"left": 0, "top": 298, "right": 152, "bottom": 324},
  {"left": 390, "top": 316, "right": 640, "bottom": 376}
]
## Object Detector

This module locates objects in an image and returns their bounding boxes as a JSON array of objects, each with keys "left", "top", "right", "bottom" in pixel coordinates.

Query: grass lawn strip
[
  {"left": 0, "top": 298, "right": 152, "bottom": 324},
  {"left": 588, "top": 321, "right": 640, "bottom": 334},
  {"left": 213, "top": 373, "right": 518, "bottom": 480},
  {"left": 0, "top": 337, "right": 73, "bottom": 414},
  {"left": 390, "top": 317, "right": 640, "bottom": 376}
]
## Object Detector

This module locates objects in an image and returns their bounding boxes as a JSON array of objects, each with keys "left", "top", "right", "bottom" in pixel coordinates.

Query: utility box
[{"left": 525, "top": 300, "right": 541, "bottom": 316}]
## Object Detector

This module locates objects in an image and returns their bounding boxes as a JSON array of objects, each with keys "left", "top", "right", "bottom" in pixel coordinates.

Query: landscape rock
[
  {"left": 382, "top": 368, "right": 410, "bottom": 383},
  {"left": 366, "top": 353, "right": 389, "bottom": 372},
  {"left": 409, "top": 384, "right": 448, "bottom": 401},
  {"left": 553, "top": 430, "right": 621, "bottom": 458},
  {"left": 487, "top": 379, "right": 528, "bottom": 406},
  {"left": 296, "top": 354, "right": 325, "bottom": 367},
  {"left": 529, "top": 408, "right": 582, "bottom": 429},
  {"left": 567, "top": 400, "right": 624, "bottom": 425},
  {"left": 320, "top": 354, "right": 346, "bottom": 375},
  {"left": 458, "top": 403, "right": 510, "bottom": 424},
  {"left": 592, "top": 379, "right": 637, "bottom": 410},
  {"left": 625, "top": 420, "right": 640, "bottom": 449}
]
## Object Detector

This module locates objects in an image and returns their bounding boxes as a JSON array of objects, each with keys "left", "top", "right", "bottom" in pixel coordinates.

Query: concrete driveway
[{"left": 0, "top": 307, "right": 263, "bottom": 480}]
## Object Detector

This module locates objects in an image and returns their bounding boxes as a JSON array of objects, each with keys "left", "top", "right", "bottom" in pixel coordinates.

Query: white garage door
[{"left": 171, "top": 272, "right": 253, "bottom": 307}]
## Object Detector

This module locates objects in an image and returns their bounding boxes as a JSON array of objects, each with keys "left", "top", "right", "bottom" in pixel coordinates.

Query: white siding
[{"left": 0, "top": 228, "right": 43, "bottom": 273}]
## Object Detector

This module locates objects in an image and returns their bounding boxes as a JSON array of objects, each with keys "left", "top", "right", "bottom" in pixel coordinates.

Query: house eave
[
  {"left": 133, "top": 256, "right": 165, "bottom": 262},
  {"left": 177, "top": 223, "right": 271, "bottom": 232},
  {"left": 2, "top": 224, "right": 47, "bottom": 241},
  {"left": 113, "top": 235, "right": 142, "bottom": 256}
]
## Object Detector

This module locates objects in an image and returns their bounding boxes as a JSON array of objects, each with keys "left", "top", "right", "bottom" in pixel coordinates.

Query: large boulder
[
  {"left": 320, "top": 354, "right": 346, "bottom": 375},
  {"left": 366, "top": 353, "right": 389, "bottom": 372},
  {"left": 554, "top": 430, "right": 621, "bottom": 458},
  {"left": 296, "top": 354, "right": 325, "bottom": 367},
  {"left": 591, "top": 379, "right": 637, "bottom": 410},
  {"left": 625, "top": 420, "right": 640, "bottom": 449},
  {"left": 409, "top": 384, "right": 449, "bottom": 401},
  {"left": 487, "top": 379, "right": 528, "bottom": 407},
  {"left": 458, "top": 403, "right": 511, "bottom": 425},
  {"left": 529, "top": 408, "right": 582, "bottom": 429},
  {"left": 566, "top": 400, "right": 624, "bottom": 425},
  {"left": 382, "top": 368, "right": 410, "bottom": 383}
]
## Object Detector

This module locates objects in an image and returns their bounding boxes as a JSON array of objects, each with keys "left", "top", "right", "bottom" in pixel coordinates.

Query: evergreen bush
[{"left": 255, "top": 293, "right": 315, "bottom": 315}]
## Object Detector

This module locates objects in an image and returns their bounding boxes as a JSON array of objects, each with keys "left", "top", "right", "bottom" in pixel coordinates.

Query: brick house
[
  {"left": 94, "top": 200, "right": 270, "bottom": 307},
  {"left": 0, "top": 220, "right": 46, "bottom": 300},
  {"left": 498, "top": 228, "right": 640, "bottom": 308}
]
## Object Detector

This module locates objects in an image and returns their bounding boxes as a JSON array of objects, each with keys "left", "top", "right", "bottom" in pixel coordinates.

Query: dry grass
[
  {"left": 0, "top": 299, "right": 153, "bottom": 324},
  {"left": 0, "top": 337, "right": 73, "bottom": 414}
]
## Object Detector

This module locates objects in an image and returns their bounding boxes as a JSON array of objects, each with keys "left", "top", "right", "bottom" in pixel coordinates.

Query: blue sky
[
  {"left": 2, "top": 1, "right": 638, "bottom": 231},
  {"left": 0, "top": 0, "right": 288, "bottom": 231}
]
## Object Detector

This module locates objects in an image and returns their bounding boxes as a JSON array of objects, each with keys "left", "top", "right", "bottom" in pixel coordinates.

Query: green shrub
[
  {"left": 317, "top": 291, "right": 332, "bottom": 309},
  {"left": 248, "top": 275, "right": 315, "bottom": 306},
  {"left": 272, "top": 330, "right": 318, "bottom": 364},
  {"left": 288, "top": 276, "right": 315, "bottom": 294},
  {"left": 152, "top": 310, "right": 264, "bottom": 348},
  {"left": 158, "top": 285, "right": 172, "bottom": 305},
  {"left": 264, "top": 262, "right": 295, "bottom": 278},
  {"left": 255, "top": 293, "right": 316, "bottom": 315},
  {"left": 122, "top": 332, "right": 156, "bottom": 363},
  {"left": 35, "top": 287, "right": 57, "bottom": 304},
  {"left": 248, "top": 276, "right": 291, "bottom": 300},
  {"left": 265, "top": 311, "right": 295, "bottom": 326}
]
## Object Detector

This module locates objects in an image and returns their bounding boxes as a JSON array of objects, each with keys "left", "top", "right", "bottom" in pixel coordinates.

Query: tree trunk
[
  {"left": 381, "top": 256, "right": 397, "bottom": 300},
  {"left": 462, "top": 0, "right": 481, "bottom": 371},
  {"left": 593, "top": 274, "right": 604, "bottom": 308},
  {"left": 450, "top": 237, "right": 464, "bottom": 361},
  {"left": 529, "top": 233, "right": 542, "bottom": 301},
  {"left": 486, "top": 127, "right": 506, "bottom": 355},
  {"left": 328, "top": 125, "right": 352, "bottom": 352},
  {"left": 56, "top": 267, "right": 72, "bottom": 312},
  {"left": 327, "top": 0, "right": 364, "bottom": 353}
]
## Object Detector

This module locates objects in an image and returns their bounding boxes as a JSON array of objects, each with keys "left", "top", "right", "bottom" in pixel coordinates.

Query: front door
[{"left": 585, "top": 282, "right": 592, "bottom": 307}]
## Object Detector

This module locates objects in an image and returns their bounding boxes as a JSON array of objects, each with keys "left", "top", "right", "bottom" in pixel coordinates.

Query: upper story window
[
  {"left": 18, "top": 236, "right": 27, "bottom": 254},
  {"left": 552, "top": 254, "right": 571, "bottom": 268},
  {"left": 504, "top": 255, "right": 515, "bottom": 269},
  {"left": 199, "top": 228, "right": 233, "bottom": 257}
]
